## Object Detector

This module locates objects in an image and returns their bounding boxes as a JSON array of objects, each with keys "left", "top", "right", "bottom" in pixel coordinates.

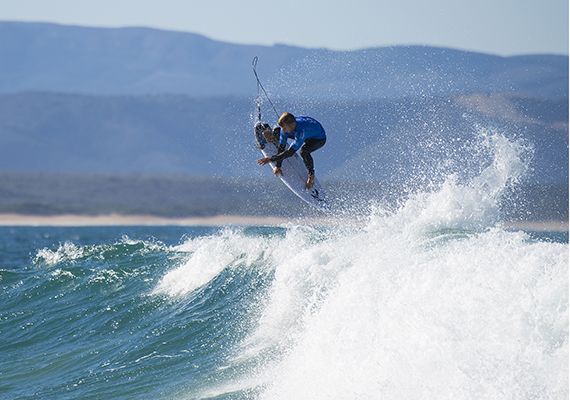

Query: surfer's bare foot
[
  {"left": 273, "top": 167, "right": 283, "bottom": 176},
  {"left": 305, "top": 173, "right": 315, "bottom": 189}
]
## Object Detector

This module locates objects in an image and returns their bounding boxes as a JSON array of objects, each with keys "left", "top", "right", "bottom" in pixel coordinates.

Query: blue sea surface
[
  {"left": 0, "top": 226, "right": 286, "bottom": 399},
  {"left": 0, "top": 225, "right": 567, "bottom": 399}
]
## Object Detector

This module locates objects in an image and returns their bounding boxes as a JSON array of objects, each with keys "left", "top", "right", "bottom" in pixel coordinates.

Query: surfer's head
[{"left": 278, "top": 112, "right": 296, "bottom": 132}]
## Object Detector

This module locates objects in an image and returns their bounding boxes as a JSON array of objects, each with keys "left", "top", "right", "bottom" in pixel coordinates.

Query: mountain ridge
[
  {"left": 0, "top": 21, "right": 567, "bottom": 98},
  {"left": 0, "top": 91, "right": 566, "bottom": 185}
]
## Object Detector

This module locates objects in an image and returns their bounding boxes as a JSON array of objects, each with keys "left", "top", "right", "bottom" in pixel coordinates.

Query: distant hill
[
  {"left": 0, "top": 92, "right": 566, "bottom": 185},
  {"left": 0, "top": 172, "right": 566, "bottom": 222},
  {"left": 0, "top": 21, "right": 567, "bottom": 99},
  {"left": 0, "top": 21, "right": 566, "bottom": 218}
]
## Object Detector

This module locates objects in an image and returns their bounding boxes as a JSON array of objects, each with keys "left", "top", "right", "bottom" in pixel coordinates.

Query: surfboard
[{"left": 255, "top": 126, "right": 327, "bottom": 209}]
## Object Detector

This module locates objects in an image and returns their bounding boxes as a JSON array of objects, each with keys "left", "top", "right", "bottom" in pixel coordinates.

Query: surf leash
[{"left": 252, "top": 56, "right": 280, "bottom": 120}]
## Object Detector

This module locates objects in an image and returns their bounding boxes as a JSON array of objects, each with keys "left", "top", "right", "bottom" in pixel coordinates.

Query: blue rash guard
[
  {"left": 269, "top": 116, "right": 326, "bottom": 166},
  {"left": 278, "top": 116, "right": 326, "bottom": 151}
]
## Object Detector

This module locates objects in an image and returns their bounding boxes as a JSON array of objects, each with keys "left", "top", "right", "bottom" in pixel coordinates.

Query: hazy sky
[{"left": 0, "top": 0, "right": 567, "bottom": 55}]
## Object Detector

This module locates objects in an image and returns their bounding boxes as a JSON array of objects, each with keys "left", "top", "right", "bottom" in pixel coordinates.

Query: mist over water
[
  {"left": 1, "top": 128, "right": 566, "bottom": 399},
  {"left": 256, "top": 227, "right": 567, "bottom": 399},
  {"left": 155, "top": 129, "right": 566, "bottom": 399}
]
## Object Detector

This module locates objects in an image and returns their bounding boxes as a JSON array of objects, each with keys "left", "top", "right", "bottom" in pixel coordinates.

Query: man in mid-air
[{"left": 257, "top": 112, "right": 327, "bottom": 189}]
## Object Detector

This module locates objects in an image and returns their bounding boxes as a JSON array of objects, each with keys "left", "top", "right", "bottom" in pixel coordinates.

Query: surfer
[{"left": 257, "top": 112, "right": 327, "bottom": 189}]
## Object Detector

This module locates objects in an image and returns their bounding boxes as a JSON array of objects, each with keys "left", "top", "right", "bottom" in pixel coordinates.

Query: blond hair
[{"left": 277, "top": 112, "right": 296, "bottom": 127}]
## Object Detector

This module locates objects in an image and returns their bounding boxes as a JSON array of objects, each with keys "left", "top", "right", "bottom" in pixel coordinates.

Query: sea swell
[{"left": 0, "top": 128, "right": 567, "bottom": 399}]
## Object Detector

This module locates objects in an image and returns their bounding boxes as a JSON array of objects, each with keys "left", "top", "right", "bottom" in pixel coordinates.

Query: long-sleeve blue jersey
[{"left": 279, "top": 116, "right": 326, "bottom": 151}]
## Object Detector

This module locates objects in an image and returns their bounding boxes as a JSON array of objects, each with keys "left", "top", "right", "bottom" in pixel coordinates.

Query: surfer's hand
[
  {"left": 273, "top": 167, "right": 282, "bottom": 176},
  {"left": 257, "top": 157, "right": 271, "bottom": 165}
]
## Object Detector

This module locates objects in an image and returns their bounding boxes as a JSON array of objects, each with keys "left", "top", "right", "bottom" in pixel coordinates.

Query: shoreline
[
  {"left": 0, "top": 213, "right": 290, "bottom": 227},
  {"left": 0, "top": 213, "right": 567, "bottom": 232}
]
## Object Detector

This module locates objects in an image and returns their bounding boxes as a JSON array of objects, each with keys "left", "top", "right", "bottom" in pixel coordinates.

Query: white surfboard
[{"left": 256, "top": 131, "right": 327, "bottom": 209}]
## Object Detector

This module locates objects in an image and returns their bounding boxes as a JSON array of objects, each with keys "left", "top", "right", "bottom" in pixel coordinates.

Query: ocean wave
[
  {"left": 152, "top": 228, "right": 277, "bottom": 298},
  {"left": 4, "top": 127, "right": 566, "bottom": 400},
  {"left": 33, "top": 236, "right": 169, "bottom": 267}
]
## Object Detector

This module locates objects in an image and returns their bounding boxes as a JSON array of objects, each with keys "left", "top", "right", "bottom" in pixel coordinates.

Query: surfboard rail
[{"left": 255, "top": 131, "right": 327, "bottom": 209}]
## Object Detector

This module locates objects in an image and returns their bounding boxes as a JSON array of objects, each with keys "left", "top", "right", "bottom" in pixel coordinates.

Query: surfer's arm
[
  {"left": 278, "top": 129, "right": 287, "bottom": 147},
  {"left": 274, "top": 143, "right": 287, "bottom": 168},
  {"left": 271, "top": 136, "right": 303, "bottom": 163},
  {"left": 274, "top": 127, "right": 289, "bottom": 167},
  {"left": 271, "top": 130, "right": 304, "bottom": 164},
  {"left": 270, "top": 146, "right": 296, "bottom": 164}
]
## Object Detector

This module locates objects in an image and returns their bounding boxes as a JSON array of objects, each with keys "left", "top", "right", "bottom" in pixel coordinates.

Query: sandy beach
[
  {"left": 0, "top": 213, "right": 567, "bottom": 232},
  {"left": 0, "top": 213, "right": 290, "bottom": 227}
]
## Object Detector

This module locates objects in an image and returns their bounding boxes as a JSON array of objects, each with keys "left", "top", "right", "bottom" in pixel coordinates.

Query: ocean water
[{"left": 1, "top": 130, "right": 568, "bottom": 399}]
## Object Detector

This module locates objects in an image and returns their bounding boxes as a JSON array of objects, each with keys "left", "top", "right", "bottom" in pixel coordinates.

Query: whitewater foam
[
  {"left": 34, "top": 242, "right": 86, "bottom": 266},
  {"left": 256, "top": 224, "right": 567, "bottom": 399},
  {"left": 153, "top": 229, "right": 275, "bottom": 297},
  {"left": 247, "top": 129, "right": 566, "bottom": 399},
  {"left": 149, "top": 128, "right": 566, "bottom": 399},
  {"left": 33, "top": 237, "right": 168, "bottom": 267},
  {"left": 248, "top": 129, "right": 564, "bottom": 398}
]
